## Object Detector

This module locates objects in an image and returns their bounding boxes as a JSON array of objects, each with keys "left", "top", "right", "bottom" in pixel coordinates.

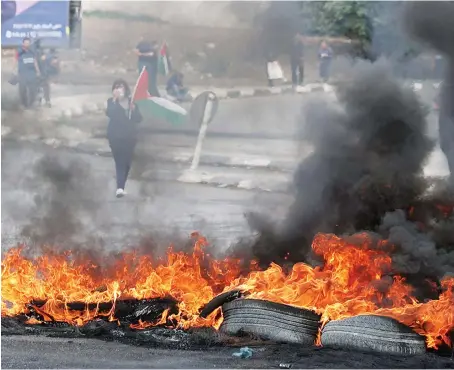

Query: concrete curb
[
  {"left": 2, "top": 135, "right": 293, "bottom": 193},
  {"left": 49, "top": 79, "right": 426, "bottom": 121},
  {"left": 186, "top": 83, "right": 333, "bottom": 102},
  {"left": 11, "top": 83, "right": 335, "bottom": 123},
  {"left": 3, "top": 133, "right": 295, "bottom": 173},
  {"left": 0, "top": 79, "right": 429, "bottom": 126},
  {"left": 175, "top": 169, "right": 291, "bottom": 193},
  {"left": 170, "top": 152, "right": 294, "bottom": 172}
]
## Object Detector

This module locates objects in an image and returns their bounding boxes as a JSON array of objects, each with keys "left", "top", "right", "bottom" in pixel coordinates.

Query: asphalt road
[
  {"left": 2, "top": 334, "right": 452, "bottom": 369},
  {"left": 64, "top": 87, "right": 449, "bottom": 179},
  {"left": 2, "top": 88, "right": 450, "bottom": 251},
  {"left": 1, "top": 140, "right": 292, "bottom": 251}
]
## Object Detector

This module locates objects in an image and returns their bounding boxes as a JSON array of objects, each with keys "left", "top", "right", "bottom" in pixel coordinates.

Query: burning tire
[
  {"left": 220, "top": 299, "right": 321, "bottom": 345},
  {"left": 321, "top": 315, "right": 426, "bottom": 355}
]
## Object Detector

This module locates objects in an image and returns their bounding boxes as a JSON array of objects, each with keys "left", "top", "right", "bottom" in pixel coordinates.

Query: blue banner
[{"left": 1, "top": 0, "right": 70, "bottom": 47}]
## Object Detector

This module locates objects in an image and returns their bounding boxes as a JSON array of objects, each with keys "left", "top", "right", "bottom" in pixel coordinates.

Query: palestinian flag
[
  {"left": 131, "top": 67, "right": 187, "bottom": 125},
  {"left": 158, "top": 42, "right": 172, "bottom": 76}
]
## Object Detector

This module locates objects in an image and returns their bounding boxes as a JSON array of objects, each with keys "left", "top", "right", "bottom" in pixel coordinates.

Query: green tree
[
  {"left": 299, "top": 1, "right": 416, "bottom": 59},
  {"left": 300, "top": 1, "right": 371, "bottom": 41}
]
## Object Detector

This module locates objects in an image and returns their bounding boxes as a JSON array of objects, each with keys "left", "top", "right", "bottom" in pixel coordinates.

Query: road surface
[
  {"left": 2, "top": 334, "right": 452, "bottom": 369},
  {"left": 2, "top": 90, "right": 450, "bottom": 250},
  {"left": 1, "top": 140, "right": 292, "bottom": 251}
]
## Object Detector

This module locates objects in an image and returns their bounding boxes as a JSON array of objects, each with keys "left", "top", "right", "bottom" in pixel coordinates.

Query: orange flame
[{"left": 1, "top": 232, "right": 453, "bottom": 349}]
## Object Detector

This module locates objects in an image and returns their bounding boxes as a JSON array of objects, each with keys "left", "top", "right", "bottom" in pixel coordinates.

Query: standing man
[
  {"left": 290, "top": 32, "right": 305, "bottom": 88},
  {"left": 134, "top": 37, "right": 160, "bottom": 96},
  {"left": 318, "top": 40, "right": 333, "bottom": 83},
  {"left": 16, "top": 37, "right": 40, "bottom": 108}
]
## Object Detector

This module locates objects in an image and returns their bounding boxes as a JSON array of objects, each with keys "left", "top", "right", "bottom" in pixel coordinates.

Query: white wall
[{"left": 83, "top": 1, "right": 269, "bottom": 28}]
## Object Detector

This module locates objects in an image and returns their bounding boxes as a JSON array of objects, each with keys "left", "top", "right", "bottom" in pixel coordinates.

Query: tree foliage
[
  {"left": 299, "top": 1, "right": 419, "bottom": 59},
  {"left": 300, "top": 1, "right": 372, "bottom": 41}
]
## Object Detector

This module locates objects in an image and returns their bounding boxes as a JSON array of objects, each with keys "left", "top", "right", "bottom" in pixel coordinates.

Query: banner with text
[{"left": 1, "top": 0, "right": 70, "bottom": 47}]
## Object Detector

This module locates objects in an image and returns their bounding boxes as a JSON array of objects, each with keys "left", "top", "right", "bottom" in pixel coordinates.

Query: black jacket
[
  {"left": 291, "top": 41, "right": 304, "bottom": 62},
  {"left": 106, "top": 97, "right": 143, "bottom": 141}
]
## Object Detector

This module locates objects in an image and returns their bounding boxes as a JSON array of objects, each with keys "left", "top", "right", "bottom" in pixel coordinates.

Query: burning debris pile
[
  {"left": 1, "top": 2, "right": 454, "bottom": 361},
  {"left": 2, "top": 223, "right": 454, "bottom": 354}
]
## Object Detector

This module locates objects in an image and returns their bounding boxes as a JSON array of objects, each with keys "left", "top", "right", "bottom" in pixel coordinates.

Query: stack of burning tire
[
  {"left": 220, "top": 299, "right": 321, "bottom": 345},
  {"left": 205, "top": 293, "right": 427, "bottom": 355},
  {"left": 320, "top": 315, "right": 426, "bottom": 355}
]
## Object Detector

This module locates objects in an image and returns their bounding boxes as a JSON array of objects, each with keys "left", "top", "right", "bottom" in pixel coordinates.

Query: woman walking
[{"left": 106, "top": 79, "right": 143, "bottom": 198}]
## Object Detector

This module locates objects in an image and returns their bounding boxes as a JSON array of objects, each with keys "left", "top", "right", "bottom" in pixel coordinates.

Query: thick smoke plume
[
  {"left": 404, "top": 1, "right": 454, "bottom": 180},
  {"left": 20, "top": 155, "right": 95, "bottom": 249},
  {"left": 232, "top": 2, "right": 454, "bottom": 283},
  {"left": 17, "top": 153, "right": 203, "bottom": 264},
  {"left": 403, "top": 2, "right": 454, "bottom": 57},
  {"left": 245, "top": 61, "right": 431, "bottom": 263},
  {"left": 233, "top": 59, "right": 454, "bottom": 286}
]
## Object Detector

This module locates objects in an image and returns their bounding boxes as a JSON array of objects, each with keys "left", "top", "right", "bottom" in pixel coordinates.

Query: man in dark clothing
[
  {"left": 17, "top": 37, "right": 40, "bottom": 107},
  {"left": 135, "top": 37, "right": 160, "bottom": 97},
  {"left": 166, "top": 71, "right": 188, "bottom": 102},
  {"left": 290, "top": 33, "right": 305, "bottom": 87}
]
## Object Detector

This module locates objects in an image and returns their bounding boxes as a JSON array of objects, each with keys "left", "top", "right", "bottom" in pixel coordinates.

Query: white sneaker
[{"left": 116, "top": 188, "right": 125, "bottom": 198}]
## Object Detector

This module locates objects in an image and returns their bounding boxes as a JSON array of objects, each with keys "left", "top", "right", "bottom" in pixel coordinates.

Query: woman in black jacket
[{"left": 106, "top": 79, "right": 143, "bottom": 198}]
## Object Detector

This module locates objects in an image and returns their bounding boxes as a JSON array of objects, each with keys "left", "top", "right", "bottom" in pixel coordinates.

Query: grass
[{"left": 83, "top": 10, "right": 168, "bottom": 24}]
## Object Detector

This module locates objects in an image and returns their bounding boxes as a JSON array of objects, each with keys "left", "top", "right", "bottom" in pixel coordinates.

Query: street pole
[
  {"left": 190, "top": 92, "right": 215, "bottom": 170},
  {"left": 178, "top": 91, "right": 218, "bottom": 183}
]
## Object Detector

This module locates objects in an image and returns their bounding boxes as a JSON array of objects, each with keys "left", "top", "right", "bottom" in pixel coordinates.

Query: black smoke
[
  {"left": 403, "top": 2, "right": 454, "bottom": 57},
  {"left": 240, "top": 60, "right": 431, "bottom": 264},
  {"left": 227, "top": 1, "right": 454, "bottom": 292},
  {"left": 20, "top": 155, "right": 96, "bottom": 249},
  {"left": 404, "top": 1, "right": 454, "bottom": 180},
  {"left": 251, "top": 1, "right": 301, "bottom": 60},
  {"left": 230, "top": 57, "right": 454, "bottom": 291}
]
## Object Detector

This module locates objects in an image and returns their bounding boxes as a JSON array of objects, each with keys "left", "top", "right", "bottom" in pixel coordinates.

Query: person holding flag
[
  {"left": 131, "top": 66, "right": 187, "bottom": 126},
  {"left": 106, "top": 79, "right": 143, "bottom": 198},
  {"left": 134, "top": 37, "right": 160, "bottom": 96}
]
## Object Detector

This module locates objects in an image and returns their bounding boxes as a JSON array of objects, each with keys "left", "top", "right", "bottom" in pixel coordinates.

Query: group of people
[
  {"left": 103, "top": 38, "right": 190, "bottom": 199},
  {"left": 267, "top": 33, "right": 333, "bottom": 88},
  {"left": 134, "top": 36, "right": 188, "bottom": 102},
  {"left": 13, "top": 37, "right": 60, "bottom": 108}
]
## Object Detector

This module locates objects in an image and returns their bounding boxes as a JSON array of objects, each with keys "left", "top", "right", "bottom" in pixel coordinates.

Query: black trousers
[
  {"left": 108, "top": 136, "right": 136, "bottom": 190},
  {"left": 18, "top": 76, "right": 38, "bottom": 107},
  {"left": 291, "top": 60, "right": 304, "bottom": 85},
  {"left": 319, "top": 60, "right": 331, "bottom": 82}
]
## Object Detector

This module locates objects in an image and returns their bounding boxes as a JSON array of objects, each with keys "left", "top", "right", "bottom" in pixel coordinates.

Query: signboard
[
  {"left": 189, "top": 91, "right": 219, "bottom": 127},
  {"left": 1, "top": 0, "right": 70, "bottom": 47}
]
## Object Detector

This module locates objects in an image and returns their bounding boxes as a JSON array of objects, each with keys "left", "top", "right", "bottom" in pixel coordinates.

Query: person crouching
[
  {"left": 166, "top": 71, "right": 188, "bottom": 102},
  {"left": 106, "top": 79, "right": 143, "bottom": 198}
]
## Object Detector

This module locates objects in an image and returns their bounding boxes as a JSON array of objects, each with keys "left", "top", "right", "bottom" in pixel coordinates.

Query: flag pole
[{"left": 129, "top": 66, "right": 147, "bottom": 119}]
